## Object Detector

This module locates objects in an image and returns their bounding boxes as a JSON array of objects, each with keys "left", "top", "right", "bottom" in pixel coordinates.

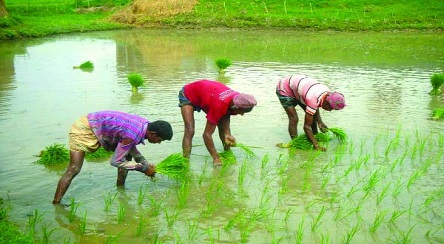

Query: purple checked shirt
[{"left": 87, "top": 111, "right": 149, "bottom": 170}]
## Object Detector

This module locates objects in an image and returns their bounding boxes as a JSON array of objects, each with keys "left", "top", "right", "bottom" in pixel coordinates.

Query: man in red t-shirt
[{"left": 178, "top": 80, "right": 257, "bottom": 166}]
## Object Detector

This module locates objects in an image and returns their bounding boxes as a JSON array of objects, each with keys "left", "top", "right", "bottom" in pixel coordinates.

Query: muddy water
[{"left": 0, "top": 29, "right": 443, "bottom": 243}]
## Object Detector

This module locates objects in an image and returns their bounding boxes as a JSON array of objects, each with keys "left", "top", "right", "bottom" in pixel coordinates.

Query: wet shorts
[
  {"left": 178, "top": 87, "right": 202, "bottom": 112},
  {"left": 68, "top": 116, "right": 100, "bottom": 152},
  {"left": 276, "top": 90, "right": 306, "bottom": 109}
]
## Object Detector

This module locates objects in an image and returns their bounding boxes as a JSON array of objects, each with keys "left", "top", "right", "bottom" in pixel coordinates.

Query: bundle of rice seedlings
[
  {"left": 233, "top": 143, "right": 255, "bottom": 157},
  {"left": 431, "top": 108, "right": 444, "bottom": 120},
  {"left": 327, "top": 127, "right": 348, "bottom": 142},
  {"left": 219, "top": 150, "right": 236, "bottom": 165},
  {"left": 155, "top": 153, "right": 189, "bottom": 182},
  {"left": 215, "top": 58, "right": 232, "bottom": 74},
  {"left": 35, "top": 143, "right": 70, "bottom": 165},
  {"left": 127, "top": 72, "right": 144, "bottom": 92},
  {"left": 73, "top": 61, "right": 94, "bottom": 70},
  {"left": 429, "top": 73, "right": 444, "bottom": 95},
  {"left": 85, "top": 147, "right": 113, "bottom": 161}
]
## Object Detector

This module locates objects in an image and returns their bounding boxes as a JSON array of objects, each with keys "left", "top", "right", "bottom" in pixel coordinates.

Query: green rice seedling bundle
[
  {"left": 85, "top": 147, "right": 113, "bottom": 161},
  {"left": 215, "top": 58, "right": 232, "bottom": 74},
  {"left": 73, "top": 61, "right": 94, "bottom": 70},
  {"left": 277, "top": 133, "right": 330, "bottom": 150},
  {"left": 233, "top": 143, "right": 255, "bottom": 157},
  {"left": 127, "top": 72, "right": 144, "bottom": 92},
  {"left": 431, "top": 108, "right": 444, "bottom": 120},
  {"left": 219, "top": 150, "right": 236, "bottom": 165},
  {"left": 327, "top": 127, "right": 348, "bottom": 142},
  {"left": 155, "top": 153, "right": 189, "bottom": 181},
  {"left": 35, "top": 143, "right": 69, "bottom": 165},
  {"left": 429, "top": 73, "right": 444, "bottom": 95}
]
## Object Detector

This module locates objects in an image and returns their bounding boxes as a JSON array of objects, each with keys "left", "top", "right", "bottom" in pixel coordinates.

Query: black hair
[{"left": 148, "top": 120, "right": 173, "bottom": 140}]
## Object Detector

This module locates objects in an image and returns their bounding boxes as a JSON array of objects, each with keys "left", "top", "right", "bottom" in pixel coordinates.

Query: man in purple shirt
[{"left": 52, "top": 111, "right": 173, "bottom": 204}]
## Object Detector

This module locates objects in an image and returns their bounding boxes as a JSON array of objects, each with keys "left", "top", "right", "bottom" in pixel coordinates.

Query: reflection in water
[{"left": 0, "top": 29, "right": 443, "bottom": 243}]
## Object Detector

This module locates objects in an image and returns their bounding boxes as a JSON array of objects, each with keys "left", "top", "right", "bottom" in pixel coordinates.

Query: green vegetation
[
  {"left": 155, "top": 153, "right": 189, "bottom": 181},
  {"left": 215, "top": 58, "right": 232, "bottom": 74},
  {"left": 431, "top": 108, "right": 444, "bottom": 120},
  {"left": 276, "top": 128, "right": 348, "bottom": 150},
  {"left": 429, "top": 73, "right": 444, "bottom": 95},
  {"left": 127, "top": 72, "right": 144, "bottom": 92},
  {"left": 35, "top": 143, "right": 70, "bottom": 165},
  {"left": 73, "top": 60, "right": 94, "bottom": 70},
  {"left": 85, "top": 147, "right": 113, "bottom": 161},
  {"left": 2, "top": 0, "right": 444, "bottom": 40},
  {"left": 0, "top": 199, "right": 34, "bottom": 243}
]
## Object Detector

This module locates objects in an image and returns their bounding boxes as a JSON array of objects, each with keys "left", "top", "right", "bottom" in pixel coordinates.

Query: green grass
[
  {"left": 85, "top": 147, "right": 113, "bottom": 161},
  {"left": 155, "top": 153, "right": 190, "bottom": 182},
  {"left": 127, "top": 72, "right": 144, "bottom": 92},
  {"left": 429, "top": 73, "right": 444, "bottom": 95},
  {"left": 2, "top": 0, "right": 444, "bottom": 40}
]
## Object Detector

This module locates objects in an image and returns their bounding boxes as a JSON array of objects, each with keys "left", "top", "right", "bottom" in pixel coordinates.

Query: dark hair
[{"left": 148, "top": 120, "right": 173, "bottom": 140}]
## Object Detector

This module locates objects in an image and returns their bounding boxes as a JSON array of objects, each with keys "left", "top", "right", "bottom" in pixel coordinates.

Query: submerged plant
[
  {"left": 429, "top": 73, "right": 444, "bottom": 95},
  {"left": 73, "top": 61, "right": 94, "bottom": 70},
  {"left": 127, "top": 72, "right": 144, "bottom": 92},
  {"left": 215, "top": 58, "right": 232, "bottom": 74},
  {"left": 155, "top": 153, "right": 189, "bottom": 182},
  {"left": 35, "top": 143, "right": 70, "bottom": 165}
]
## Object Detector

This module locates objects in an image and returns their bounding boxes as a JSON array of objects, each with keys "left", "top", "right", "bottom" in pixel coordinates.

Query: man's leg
[
  {"left": 52, "top": 150, "right": 85, "bottom": 204},
  {"left": 181, "top": 105, "right": 195, "bottom": 158}
]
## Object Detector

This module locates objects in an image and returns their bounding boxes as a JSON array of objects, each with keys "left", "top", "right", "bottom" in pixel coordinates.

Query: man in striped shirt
[
  {"left": 52, "top": 110, "right": 173, "bottom": 204},
  {"left": 276, "top": 75, "right": 345, "bottom": 151}
]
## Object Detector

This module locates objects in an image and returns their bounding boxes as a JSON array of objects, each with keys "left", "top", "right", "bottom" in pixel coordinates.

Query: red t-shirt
[{"left": 184, "top": 80, "right": 239, "bottom": 125}]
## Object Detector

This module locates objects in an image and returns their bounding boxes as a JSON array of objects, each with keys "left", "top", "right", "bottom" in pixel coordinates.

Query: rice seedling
[
  {"left": 127, "top": 72, "right": 144, "bottom": 92},
  {"left": 342, "top": 221, "right": 361, "bottom": 244},
  {"left": 26, "top": 209, "right": 42, "bottom": 238},
  {"left": 135, "top": 216, "right": 148, "bottom": 237},
  {"left": 215, "top": 57, "right": 232, "bottom": 74},
  {"left": 78, "top": 210, "right": 87, "bottom": 235},
  {"left": 277, "top": 132, "right": 331, "bottom": 150},
  {"left": 238, "top": 159, "right": 248, "bottom": 186},
  {"left": 219, "top": 149, "right": 236, "bottom": 165},
  {"left": 163, "top": 207, "right": 180, "bottom": 227},
  {"left": 327, "top": 127, "right": 348, "bottom": 142},
  {"left": 429, "top": 73, "right": 444, "bottom": 95},
  {"left": 431, "top": 108, "right": 444, "bottom": 120},
  {"left": 117, "top": 203, "right": 126, "bottom": 223},
  {"left": 295, "top": 216, "right": 305, "bottom": 244},
  {"left": 176, "top": 181, "right": 190, "bottom": 209},
  {"left": 233, "top": 143, "right": 256, "bottom": 157},
  {"left": 376, "top": 183, "right": 391, "bottom": 205},
  {"left": 73, "top": 61, "right": 94, "bottom": 70},
  {"left": 85, "top": 147, "right": 113, "bottom": 161},
  {"left": 104, "top": 192, "right": 117, "bottom": 213},
  {"left": 137, "top": 184, "right": 148, "bottom": 205},
  {"left": 187, "top": 219, "right": 199, "bottom": 242},
  {"left": 146, "top": 195, "right": 163, "bottom": 217},
  {"left": 35, "top": 143, "right": 69, "bottom": 165},
  {"left": 369, "top": 210, "right": 387, "bottom": 233},
  {"left": 40, "top": 223, "right": 57, "bottom": 243},
  {"left": 68, "top": 198, "right": 79, "bottom": 222},
  {"left": 389, "top": 209, "right": 407, "bottom": 223},
  {"left": 154, "top": 152, "right": 189, "bottom": 182},
  {"left": 310, "top": 206, "right": 326, "bottom": 231},
  {"left": 392, "top": 178, "right": 405, "bottom": 198}
]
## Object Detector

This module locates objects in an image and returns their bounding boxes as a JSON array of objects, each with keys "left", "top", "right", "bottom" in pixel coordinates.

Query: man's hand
[
  {"left": 314, "top": 145, "right": 327, "bottom": 152},
  {"left": 213, "top": 158, "right": 222, "bottom": 167},
  {"left": 144, "top": 164, "right": 156, "bottom": 177},
  {"left": 224, "top": 135, "right": 236, "bottom": 146}
]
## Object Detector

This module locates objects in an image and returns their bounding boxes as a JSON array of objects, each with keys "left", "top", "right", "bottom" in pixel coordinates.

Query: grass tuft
[
  {"left": 73, "top": 61, "right": 94, "bottom": 70},
  {"left": 431, "top": 108, "right": 444, "bottom": 120},
  {"left": 85, "top": 147, "right": 113, "bottom": 161},
  {"left": 215, "top": 58, "right": 232, "bottom": 74}
]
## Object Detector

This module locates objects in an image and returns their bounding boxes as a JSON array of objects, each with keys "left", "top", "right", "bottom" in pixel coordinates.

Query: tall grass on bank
[{"left": 2, "top": 0, "right": 444, "bottom": 40}]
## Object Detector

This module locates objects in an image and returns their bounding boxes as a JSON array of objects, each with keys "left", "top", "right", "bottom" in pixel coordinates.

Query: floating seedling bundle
[
  {"left": 155, "top": 153, "right": 189, "bottom": 181},
  {"left": 215, "top": 58, "right": 232, "bottom": 74},
  {"left": 73, "top": 61, "right": 94, "bottom": 71},
  {"left": 35, "top": 143, "right": 70, "bottom": 165},
  {"left": 277, "top": 127, "right": 347, "bottom": 150}
]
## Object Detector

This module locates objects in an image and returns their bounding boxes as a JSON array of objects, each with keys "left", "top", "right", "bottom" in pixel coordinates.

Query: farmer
[
  {"left": 276, "top": 75, "right": 345, "bottom": 151},
  {"left": 179, "top": 79, "right": 257, "bottom": 166},
  {"left": 52, "top": 110, "right": 173, "bottom": 204}
]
